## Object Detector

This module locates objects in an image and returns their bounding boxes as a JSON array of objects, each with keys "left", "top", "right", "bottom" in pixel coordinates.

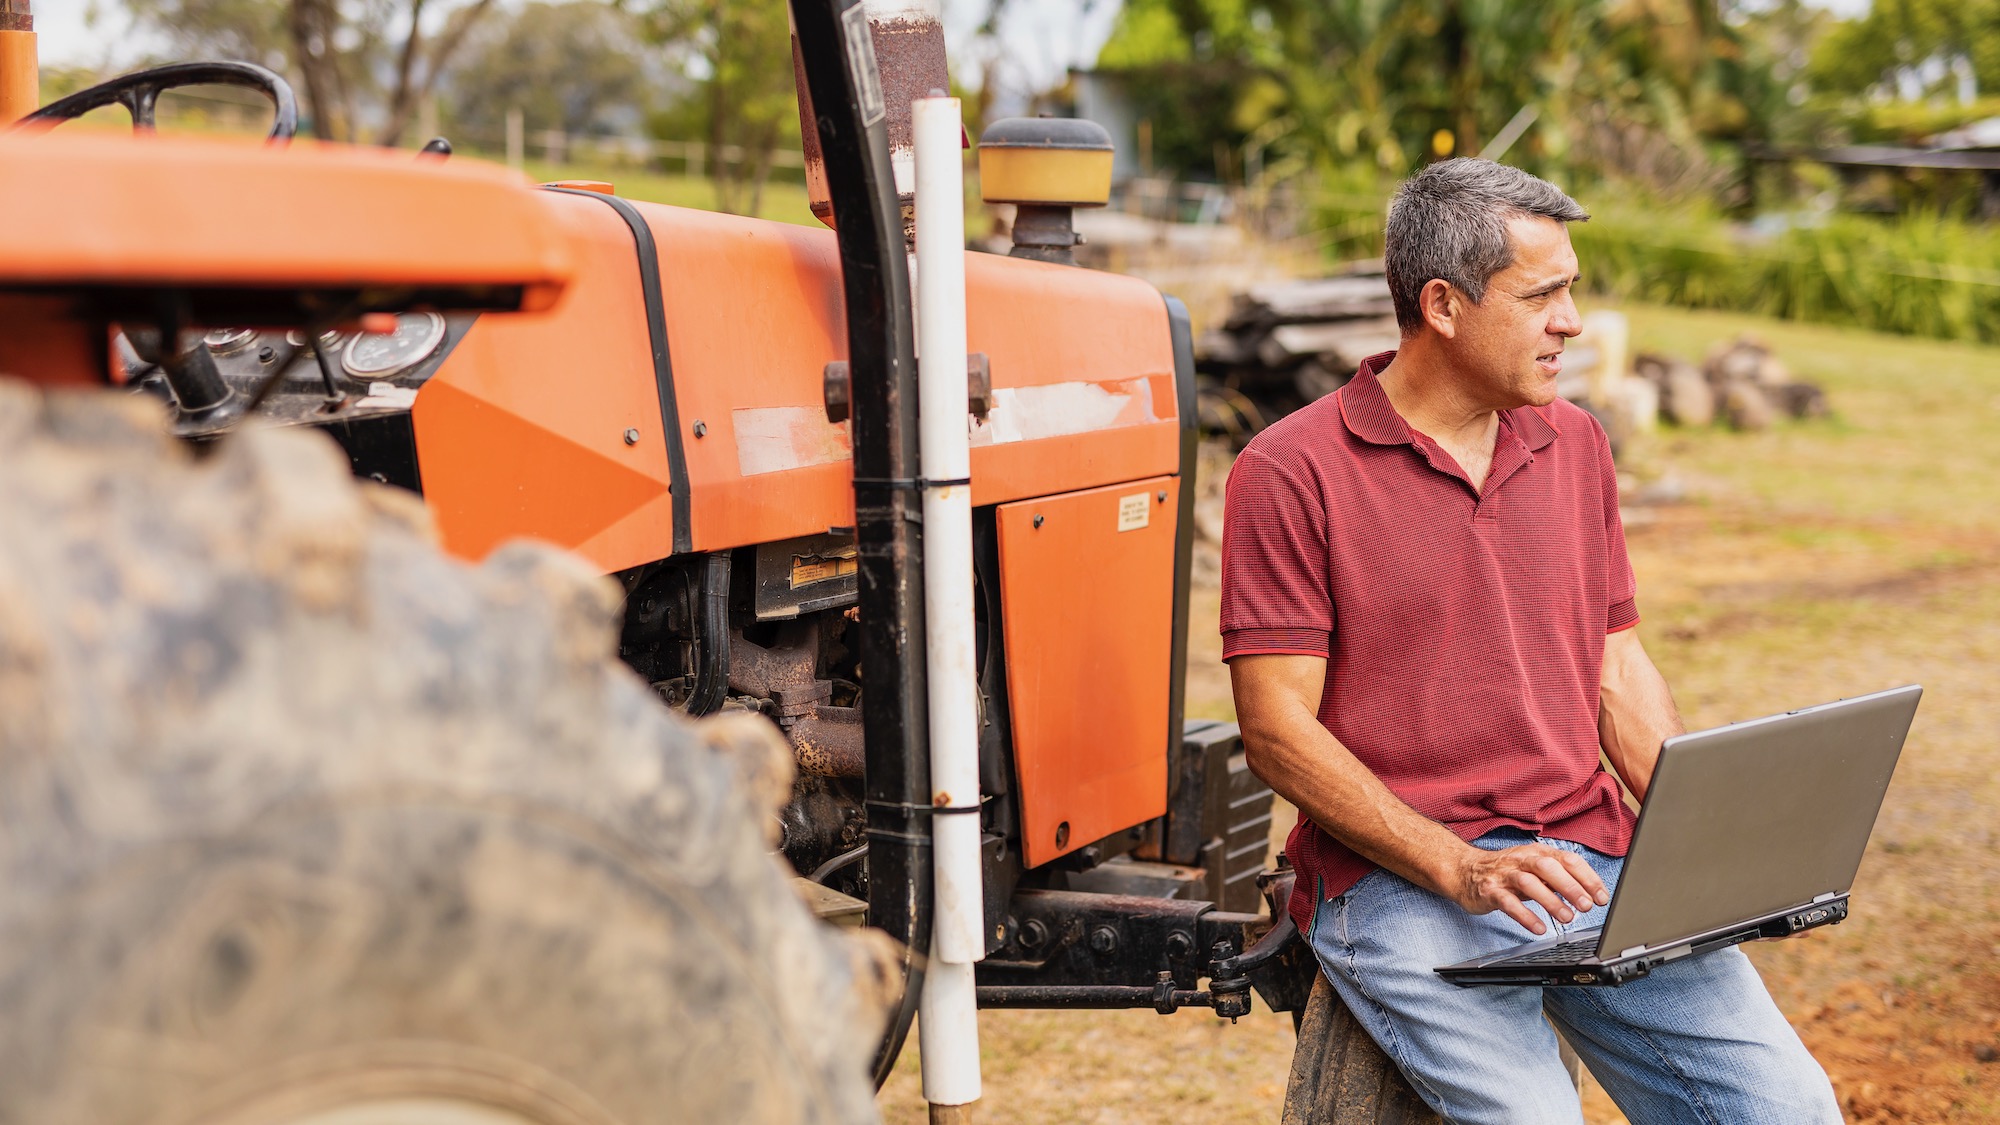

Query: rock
[
  {"left": 1775, "top": 381, "right": 1830, "bottom": 419},
  {"left": 1706, "top": 334, "right": 1769, "bottom": 385},
  {"left": 1719, "top": 381, "right": 1774, "bottom": 431},
  {"left": 1975, "top": 1043, "right": 1998, "bottom": 1063},
  {"left": 1614, "top": 374, "right": 1658, "bottom": 434},
  {"left": 1755, "top": 354, "right": 1792, "bottom": 387},
  {"left": 1661, "top": 363, "right": 1716, "bottom": 427}
]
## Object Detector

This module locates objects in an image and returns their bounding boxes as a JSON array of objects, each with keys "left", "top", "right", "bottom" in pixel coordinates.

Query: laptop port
[{"left": 1572, "top": 971, "right": 1597, "bottom": 984}]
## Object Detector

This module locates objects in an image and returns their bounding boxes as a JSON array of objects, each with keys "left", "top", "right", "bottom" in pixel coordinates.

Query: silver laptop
[{"left": 1437, "top": 684, "right": 1922, "bottom": 987}]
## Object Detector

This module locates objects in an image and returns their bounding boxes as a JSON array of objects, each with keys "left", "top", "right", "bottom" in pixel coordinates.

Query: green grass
[
  {"left": 1612, "top": 302, "right": 2000, "bottom": 533},
  {"left": 519, "top": 157, "right": 819, "bottom": 226}
]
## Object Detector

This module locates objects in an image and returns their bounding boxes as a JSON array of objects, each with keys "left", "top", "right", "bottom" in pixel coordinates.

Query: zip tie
[
  {"left": 852, "top": 476, "right": 972, "bottom": 492},
  {"left": 866, "top": 798, "right": 983, "bottom": 816}
]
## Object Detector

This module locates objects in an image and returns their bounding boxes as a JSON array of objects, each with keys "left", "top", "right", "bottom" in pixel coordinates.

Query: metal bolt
[
  {"left": 692, "top": 419, "right": 708, "bottom": 438},
  {"left": 1088, "top": 925, "right": 1119, "bottom": 955},
  {"left": 623, "top": 428, "right": 640, "bottom": 445},
  {"left": 1165, "top": 931, "right": 1194, "bottom": 960},
  {"left": 1019, "top": 918, "right": 1049, "bottom": 951},
  {"left": 257, "top": 345, "right": 276, "bottom": 364},
  {"left": 1032, "top": 514, "right": 1045, "bottom": 529},
  {"left": 1156, "top": 490, "right": 1167, "bottom": 503}
]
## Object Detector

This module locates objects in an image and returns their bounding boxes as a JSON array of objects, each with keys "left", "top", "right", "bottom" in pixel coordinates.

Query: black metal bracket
[
  {"left": 824, "top": 352, "right": 991, "bottom": 425},
  {"left": 973, "top": 875, "right": 1315, "bottom": 1019}
]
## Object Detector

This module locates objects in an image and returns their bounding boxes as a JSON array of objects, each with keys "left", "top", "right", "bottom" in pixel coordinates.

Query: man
[{"left": 1222, "top": 159, "right": 1839, "bottom": 1123}]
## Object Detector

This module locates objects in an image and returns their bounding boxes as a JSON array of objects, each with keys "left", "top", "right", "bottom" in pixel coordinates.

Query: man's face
[{"left": 1446, "top": 215, "right": 1582, "bottom": 410}]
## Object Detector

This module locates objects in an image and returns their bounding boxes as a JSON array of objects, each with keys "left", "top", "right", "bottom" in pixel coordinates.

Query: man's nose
[{"left": 1550, "top": 291, "right": 1583, "bottom": 338}]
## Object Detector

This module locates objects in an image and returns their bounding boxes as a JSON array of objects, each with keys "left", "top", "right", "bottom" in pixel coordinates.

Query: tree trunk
[
  {"left": 1281, "top": 973, "right": 1442, "bottom": 1124},
  {"left": 288, "top": 0, "right": 339, "bottom": 141},
  {"left": 377, "top": 0, "right": 427, "bottom": 147},
  {"left": 378, "top": 0, "right": 495, "bottom": 147}
]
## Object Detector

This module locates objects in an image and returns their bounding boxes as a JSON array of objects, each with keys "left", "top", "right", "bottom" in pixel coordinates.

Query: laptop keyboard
[{"left": 1495, "top": 934, "right": 1601, "bottom": 965}]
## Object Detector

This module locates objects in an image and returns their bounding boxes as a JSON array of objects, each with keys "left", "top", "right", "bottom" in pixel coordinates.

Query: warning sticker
[
  {"left": 792, "top": 551, "right": 859, "bottom": 589},
  {"left": 1117, "top": 493, "right": 1150, "bottom": 532}
]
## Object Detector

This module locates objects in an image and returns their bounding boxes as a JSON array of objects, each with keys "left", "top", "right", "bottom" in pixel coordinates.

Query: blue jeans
[{"left": 1306, "top": 828, "right": 1841, "bottom": 1124}]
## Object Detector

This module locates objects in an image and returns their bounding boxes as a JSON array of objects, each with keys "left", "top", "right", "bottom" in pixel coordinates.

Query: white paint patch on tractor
[
  {"left": 971, "top": 377, "right": 1158, "bottom": 447},
  {"left": 733, "top": 376, "right": 1159, "bottom": 475},
  {"left": 734, "top": 406, "right": 852, "bottom": 476}
]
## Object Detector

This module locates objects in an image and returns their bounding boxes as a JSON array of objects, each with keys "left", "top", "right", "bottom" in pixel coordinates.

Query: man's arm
[
  {"left": 1597, "top": 627, "right": 1683, "bottom": 803},
  {"left": 1232, "top": 653, "right": 1608, "bottom": 936}
]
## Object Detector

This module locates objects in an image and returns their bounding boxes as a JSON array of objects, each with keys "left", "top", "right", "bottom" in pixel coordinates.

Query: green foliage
[
  {"left": 1839, "top": 96, "right": 2000, "bottom": 145},
  {"left": 630, "top": 0, "right": 800, "bottom": 216},
  {"left": 118, "top": 0, "right": 500, "bottom": 145},
  {"left": 1805, "top": 0, "right": 2000, "bottom": 100},
  {"left": 447, "top": 2, "right": 650, "bottom": 138},
  {"left": 1316, "top": 188, "right": 2000, "bottom": 345},
  {"left": 116, "top": 0, "right": 292, "bottom": 72},
  {"left": 1093, "top": 0, "right": 1804, "bottom": 194},
  {"left": 1574, "top": 208, "right": 2000, "bottom": 345}
]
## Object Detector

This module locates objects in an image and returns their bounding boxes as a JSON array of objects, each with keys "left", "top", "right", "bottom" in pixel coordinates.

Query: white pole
[
  {"left": 912, "top": 93, "right": 982, "bottom": 1116},
  {"left": 504, "top": 107, "right": 524, "bottom": 171}
]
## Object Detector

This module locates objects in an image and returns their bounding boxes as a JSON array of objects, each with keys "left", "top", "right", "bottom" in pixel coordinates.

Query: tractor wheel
[{"left": 0, "top": 383, "right": 901, "bottom": 1125}]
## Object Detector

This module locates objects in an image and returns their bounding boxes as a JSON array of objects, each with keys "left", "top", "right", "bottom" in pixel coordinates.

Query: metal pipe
[
  {"left": 913, "top": 92, "right": 982, "bottom": 1115},
  {"left": 786, "top": 0, "right": 933, "bottom": 1089},
  {"left": 791, "top": 0, "right": 947, "bottom": 236},
  {"left": 0, "top": 1, "right": 37, "bottom": 127},
  {"left": 914, "top": 94, "right": 982, "bottom": 966}
]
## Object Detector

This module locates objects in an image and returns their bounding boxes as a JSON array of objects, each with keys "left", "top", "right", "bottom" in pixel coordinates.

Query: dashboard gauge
[
  {"left": 204, "top": 327, "right": 257, "bottom": 355},
  {"left": 285, "top": 328, "right": 346, "bottom": 351},
  {"left": 341, "top": 313, "right": 446, "bottom": 378}
]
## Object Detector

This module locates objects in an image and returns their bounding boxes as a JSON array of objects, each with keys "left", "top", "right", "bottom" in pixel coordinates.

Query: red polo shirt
[{"left": 1221, "top": 353, "right": 1639, "bottom": 934}]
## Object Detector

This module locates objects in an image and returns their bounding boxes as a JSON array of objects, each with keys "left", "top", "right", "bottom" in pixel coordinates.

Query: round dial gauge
[
  {"left": 341, "top": 313, "right": 446, "bottom": 378},
  {"left": 285, "top": 328, "right": 346, "bottom": 351},
  {"left": 204, "top": 327, "right": 257, "bottom": 355}
]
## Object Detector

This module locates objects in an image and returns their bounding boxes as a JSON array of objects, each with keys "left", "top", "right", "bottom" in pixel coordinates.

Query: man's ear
[{"left": 1419, "top": 278, "right": 1458, "bottom": 339}]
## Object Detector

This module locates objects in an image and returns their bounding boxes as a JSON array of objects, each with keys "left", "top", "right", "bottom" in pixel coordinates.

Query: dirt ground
[{"left": 880, "top": 304, "right": 2000, "bottom": 1122}]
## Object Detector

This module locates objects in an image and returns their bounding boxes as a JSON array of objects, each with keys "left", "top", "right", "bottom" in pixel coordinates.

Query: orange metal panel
[
  {"left": 0, "top": 132, "right": 571, "bottom": 307},
  {"left": 632, "top": 202, "right": 1181, "bottom": 552},
  {"left": 411, "top": 193, "right": 674, "bottom": 570},
  {"left": 997, "top": 475, "right": 1178, "bottom": 868},
  {"left": 0, "top": 295, "right": 103, "bottom": 386}
]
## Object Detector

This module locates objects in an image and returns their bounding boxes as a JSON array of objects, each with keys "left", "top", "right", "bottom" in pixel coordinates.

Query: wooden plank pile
[{"left": 1194, "top": 266, "right": 1402, "bottom": 441}]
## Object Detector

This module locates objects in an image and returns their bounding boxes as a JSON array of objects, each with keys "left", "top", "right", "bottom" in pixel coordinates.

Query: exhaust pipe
[
  {"left": 786, "top": 0, "right": 933, "bottom": 1091},
  {"left": 0, "top": 1, "right": 36, "bottom": 126},
  {"left": 791, "top": 0, "right": 948, "bottom": 239}
]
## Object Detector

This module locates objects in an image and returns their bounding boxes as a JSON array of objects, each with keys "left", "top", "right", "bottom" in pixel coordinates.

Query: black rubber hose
[{"left": 785, "top": 0, "right": 934, "bottom": 1090}]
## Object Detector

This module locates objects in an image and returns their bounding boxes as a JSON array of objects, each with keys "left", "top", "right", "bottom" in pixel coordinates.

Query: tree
[
  {"left": 1807, "top": 0, "right": 2000, "bottom": 103},
  {"left": 1093, "top": 0, "right": 1806, "bottom": 198},
  {"left": 632, "top": 0, "right": 799, "bottom": 216},
  {"left": 122, "top": 0, "right": 498, "bottom": 144},
  {"left": 445, "top": 1, "right": 652, "bottom": 140}
]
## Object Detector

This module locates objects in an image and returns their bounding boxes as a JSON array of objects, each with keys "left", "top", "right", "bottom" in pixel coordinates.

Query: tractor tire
[{"left": 0, "top": 383, "right": 901, "bottom": 1125}]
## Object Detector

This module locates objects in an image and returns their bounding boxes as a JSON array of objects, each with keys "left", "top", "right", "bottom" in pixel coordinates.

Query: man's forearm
[
  {"left": 1599, "top": 629, "right": 1683, "bottom": 803},
  {"left": 1241, "top": 697, "right": 1472, "bottom": 897}
]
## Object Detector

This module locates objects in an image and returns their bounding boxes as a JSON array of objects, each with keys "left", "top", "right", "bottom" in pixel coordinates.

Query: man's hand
[{"left": 1449, "top": 842, "right": 1609, "bottom": 936}]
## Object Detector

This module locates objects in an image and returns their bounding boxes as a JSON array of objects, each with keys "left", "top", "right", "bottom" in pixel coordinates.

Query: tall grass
[{"left": 1315, "top": 194, "right": 2000, "bottom": 345}]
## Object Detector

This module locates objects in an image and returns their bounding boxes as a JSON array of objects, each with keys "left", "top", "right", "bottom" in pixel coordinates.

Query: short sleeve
[
  {"left": 1220, "top": 446, "right": 1334, "bottom": 660},
  {"left": 1595, "top": 423, "right": 1639, "bottom": 632}
]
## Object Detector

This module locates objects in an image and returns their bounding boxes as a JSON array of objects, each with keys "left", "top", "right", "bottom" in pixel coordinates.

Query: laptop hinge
[
  {"left": 1812, "top": 891, "right": 1841, "bottom": 904},
  {"left": 1617, "top": 945, "right": 1648, "bottom": 960}
]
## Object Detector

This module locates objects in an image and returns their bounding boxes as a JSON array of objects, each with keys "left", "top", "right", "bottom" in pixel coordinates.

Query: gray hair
[{"left": 1384, "top": 159, "right": 1589, "bottom": 332}]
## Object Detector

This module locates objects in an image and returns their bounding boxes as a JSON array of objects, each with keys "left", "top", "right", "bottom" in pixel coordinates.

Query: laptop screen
[{"left": 1595, "top": 685, "right": 1920, "bottom": 957}]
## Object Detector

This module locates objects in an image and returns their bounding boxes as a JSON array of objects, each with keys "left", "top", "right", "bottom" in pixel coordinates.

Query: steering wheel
[{"left": 22, "top": 61, "right": 298, "bottom": 143}]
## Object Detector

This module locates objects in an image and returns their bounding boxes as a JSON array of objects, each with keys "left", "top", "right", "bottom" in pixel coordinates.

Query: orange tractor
[{"left": 0, "top": 2, "right": 1390, "bottom": 1121}]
